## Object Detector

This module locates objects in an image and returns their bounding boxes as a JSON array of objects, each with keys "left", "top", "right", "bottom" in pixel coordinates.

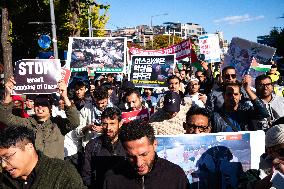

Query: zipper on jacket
[{"left": 141, "top": 176, "right": 145, "bottom": 189}]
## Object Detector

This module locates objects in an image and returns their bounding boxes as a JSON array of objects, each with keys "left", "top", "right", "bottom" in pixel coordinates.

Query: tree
[
  {"left": 269, "top": 27, "right": 284, "bottom": 57},
  {"left": 145, "top": 34, "right": 182, "bottom": 50},
  {"left": 1, "top": 0, "right": 110, "bottom": 64},
  {"left": 1, "top": 0, "right": 13, "bottom": 81},
  {"left": 261, "top": 27, "right": 284, "bottom": 58}
]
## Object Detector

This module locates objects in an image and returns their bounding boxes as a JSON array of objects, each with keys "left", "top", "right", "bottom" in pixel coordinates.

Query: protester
[
  {"left": 25, "top": 94, "right": 36, "bottom": 116},
  {"left": 211, "top": 77, "right": 270, "bottom": 132},
  {"left": 239, "top": 124, "right": 284, "bottom": 189},
  {"left": 89, "top": 80, "right": 96, "bottom": 98},
  {"left": 76, "top": 86, "right": 114, "bottom": 147},
  {"left": 11, "top": 95, "right": 29, "bottom": 118},
  {"left": 184, "top": 106, "right": 212, "bottom": 134},
  {"left": 267, "top": 64, "right": 280, "bottom": 83},
  {"left": 101, "top": 82, "right": 119, "bottom": 106},
  {"left": 82, "top": 107, "right": 126, "bottom": 189},
  {"left": 103, "top": 120, "right": 189, "bottom": 189},
  {"left": 117, "top": 81, "right": 136, "bottom": 111},
  {"left": 195, "top": 60, "right": 214, "bottom": 95},
  {"left": 157, "top": 75, "right": 185, "bottom": 108},
  {"left": 150, "top": 91, "right": 191, "bottom": 135},
  {"left": 124, "top": 89, "right": 144, "bottom": 111},
  {"left": 180, "top": 69, "right": 189, "bottom": 85},
  {"left": 206, "top": 66, "right": 253, "bottom": 111},
  {"left": 0, "top": 77, "right": 79, "bottom": 159},
  {"left": 142, "top": 88, "right": 158, "bottom": 109},
  {"left": 0, "top": 126, "right": 87, "bottom": 189},
  {"left": 72, "top": 80, "right": 93, "bottom": 111},
  {"left": 184, "top": 77, "right": 207, "bottom": 108},
  {"left": 254, "top": 74, "right": 284, "bottom": 130}
]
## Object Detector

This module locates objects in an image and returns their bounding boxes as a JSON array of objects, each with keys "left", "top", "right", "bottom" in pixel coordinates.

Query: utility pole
[{"left": 49, "top": 0, "right": 58, "bottom": 59}]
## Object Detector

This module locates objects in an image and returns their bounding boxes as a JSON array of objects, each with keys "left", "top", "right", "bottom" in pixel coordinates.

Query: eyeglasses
[
  {"left": 185, "top": 124, "right": 210, "bottom": 133},
  {"left": 224, "top": 74, "right": 236, "bottom": 79},
  {"left": 257, "top": 83, "right": 272, "bottom": 88},
  {"left": 0, "top": 151, "right": 17, "bottom": 164}
]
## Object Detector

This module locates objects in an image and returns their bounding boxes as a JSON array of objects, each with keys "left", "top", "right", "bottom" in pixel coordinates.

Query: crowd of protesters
[{"left": 0, "top": 60, "right": 284, "bottom": 189}]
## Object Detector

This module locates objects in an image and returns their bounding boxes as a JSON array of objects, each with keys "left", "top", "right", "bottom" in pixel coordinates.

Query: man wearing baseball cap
[{"left": 150, "top": 91, "right": 191, "bottom": 135}]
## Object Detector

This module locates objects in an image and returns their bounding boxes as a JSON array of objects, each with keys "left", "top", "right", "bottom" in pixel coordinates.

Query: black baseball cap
[{"left": 163, "top": 92, "right": 181, "bottom": 112}]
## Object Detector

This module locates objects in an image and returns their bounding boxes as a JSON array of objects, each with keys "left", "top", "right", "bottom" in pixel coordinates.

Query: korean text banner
[
  {"left": 66, "top": 37, "right": 127, "bottom": 73},
  {"left": 130, "top": 54, "right": 176, "bottom": 88},
  {"left": 223, "top": 37, "right": 276, "bottom": 80},
  {"left": 129, "top": 39, "right": 191, "bottom": 61},
  {"left": 157, "top": 131, "right": 265, "bottom": 188},
  {"left": 13, "top": 59, "right": 61, "bottom": 94},
  {"left": 198, "top": 34, "right": 221, "bottom": 63}
]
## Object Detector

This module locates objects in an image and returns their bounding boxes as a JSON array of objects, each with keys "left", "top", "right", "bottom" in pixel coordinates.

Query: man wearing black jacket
[
  {"left": 103, "top": 120, "right": 189, "bottom": 189},
  {"left": 81, "top": 107, "right": 126, "bottom": 189}
]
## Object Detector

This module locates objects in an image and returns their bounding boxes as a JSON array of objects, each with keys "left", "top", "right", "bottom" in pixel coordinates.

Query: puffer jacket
[{"left": 0, "top": 103, "right": 80, "bottom": 159}]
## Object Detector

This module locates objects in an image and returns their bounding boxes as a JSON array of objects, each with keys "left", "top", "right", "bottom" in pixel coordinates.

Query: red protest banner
[
  {"left": 61, "top": 68, "right": 71, "bottom": 84},
  {"left": 122, "top": 108, "right": 150, "bottom": 124},
  {"left": 129, "top": 39, "right": 191, "bottom": 61}
]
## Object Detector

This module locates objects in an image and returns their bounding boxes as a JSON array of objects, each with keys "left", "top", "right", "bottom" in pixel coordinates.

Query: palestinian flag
[{"left": 250, "top": 57, "right": 271, "bottom": 72}]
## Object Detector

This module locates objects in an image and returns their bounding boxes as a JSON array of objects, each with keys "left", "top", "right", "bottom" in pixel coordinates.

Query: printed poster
[
  {"left": 156, "top": 131, "right": 265, "bottom": 188},
  {"left": 66, "top": 37, "right": 127, "bottom": 73},
  {"left": 198, "top": 34, "right": 221, "bottom": 63},
  {"left": 223, "top": 37, "right": 276, "bottom": 80},
  {"left": 13, "top": 59, "right": 61, "bottom": 94},
  {"left": 129, "top": 39, "right": 191, "bottom": 61},
  {"left": 129, "top": 55, "right": 176, "bottom": 88}
]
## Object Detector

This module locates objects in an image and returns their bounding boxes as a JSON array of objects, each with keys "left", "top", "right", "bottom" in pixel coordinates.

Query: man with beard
[
  {"left": 76, "top": 86, "right": 114, "bottom": 147},
  {"left": 254, "top": 74, "right": 284, "bottom": 130},
  {"left": 206, "top": 66, "right": 250, "bottom": 112},
  {"left": 81, "top": 107, "right": 126, "bottom": 189},
  {"left": 211, "top": 76, "right": 269, "bottom": 132},
  {"left": 184, "top": 77, "right": 207, "bottom": 108},
  {"left": 103, "top": 120, "right": 189, "bottom": 189}
]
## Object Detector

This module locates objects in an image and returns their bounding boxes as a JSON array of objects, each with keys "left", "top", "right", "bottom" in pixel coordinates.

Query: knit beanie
[{"left": 265, "top": 124, "right": 284, "bottom": 148}]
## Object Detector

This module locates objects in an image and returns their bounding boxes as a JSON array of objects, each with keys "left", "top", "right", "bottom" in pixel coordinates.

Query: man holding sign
[{"left": 0, "top": 77, "right": 80, "bottom": 159}]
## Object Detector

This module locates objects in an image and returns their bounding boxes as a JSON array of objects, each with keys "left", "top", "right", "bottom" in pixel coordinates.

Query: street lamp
[
  {"left": 150, "top": 13, "right": 168, "bottom": 28},
  {"left": 150, "top": 13, "right": 168, "bottom": 48}
]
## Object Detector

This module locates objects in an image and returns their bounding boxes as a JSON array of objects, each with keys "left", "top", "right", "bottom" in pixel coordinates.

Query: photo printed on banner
[
  {"left": 66, "top": 37, "right": 127, "bottom": 73},
  {"left": 130, "top": 54, "right": 176, "bottom": 88}
]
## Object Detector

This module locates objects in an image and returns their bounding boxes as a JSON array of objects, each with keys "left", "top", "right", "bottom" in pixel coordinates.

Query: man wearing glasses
[
  {"left": 254, "top": 74, "right": 284, "bottom": 130},
  {"left": 0, "top": 126, "right": 86, "bottom": 188},
  {"left": 211, "top": 78, "right": 269, "bottom": 132},
  {"left": 183, "top": 106, "right": 211, "bottom": 134},
  {"left": 206, "top": 66, "right": 250, "bottom": 112}
]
